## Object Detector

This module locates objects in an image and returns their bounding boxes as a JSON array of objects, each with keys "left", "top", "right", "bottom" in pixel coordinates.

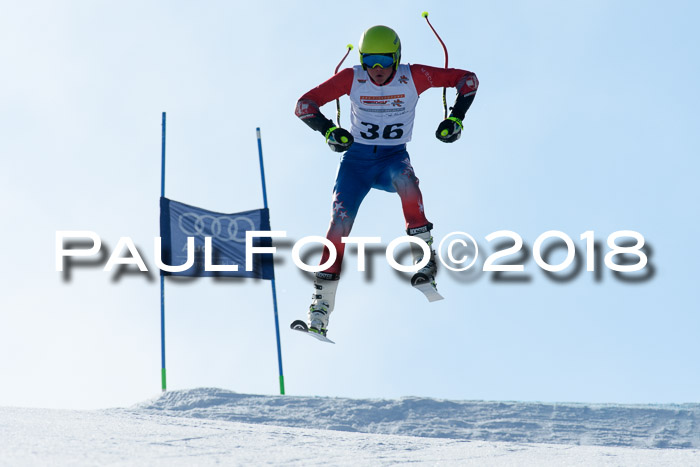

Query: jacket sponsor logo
[
  {"left": 420, "top": 67, "right": 434, "bottom": 85},
  {"left": 295, "top": 100, "right": 317, "bottom": 119},
  {"left": 360, "top": 94, "right": 405, "bottom": 106}
]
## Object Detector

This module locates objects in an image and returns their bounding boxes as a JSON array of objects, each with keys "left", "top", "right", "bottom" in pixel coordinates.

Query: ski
[
  {"left": 411, "top": 273, "right": 444, "bottom": 302},
  {"left": 290, "top": 320, "right": 335, "bottom": 344}
]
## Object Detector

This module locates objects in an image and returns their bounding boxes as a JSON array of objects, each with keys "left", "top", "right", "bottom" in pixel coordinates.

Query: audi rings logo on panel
[{"left": 177, "top": 213, "right": 256, "bottom": 242}]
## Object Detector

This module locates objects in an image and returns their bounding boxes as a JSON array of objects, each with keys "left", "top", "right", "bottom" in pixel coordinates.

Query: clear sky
[{"left": 1, "top": 0, "right": 698, "bottom": 409}]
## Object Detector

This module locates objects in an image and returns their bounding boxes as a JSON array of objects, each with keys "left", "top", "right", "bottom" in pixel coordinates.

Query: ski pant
[{"left": 319, "top": 143, "right": 431, "bottom": 275}]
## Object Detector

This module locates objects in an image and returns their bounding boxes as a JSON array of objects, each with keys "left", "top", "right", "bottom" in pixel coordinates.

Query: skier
[{"left": 294, "top": 25, "right": 478, "bottom": 337}]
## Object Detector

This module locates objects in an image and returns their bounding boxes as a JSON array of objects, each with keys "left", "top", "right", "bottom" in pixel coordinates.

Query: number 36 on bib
[{"left": 359, "top": 122, "right": 404, "bottom": 140}]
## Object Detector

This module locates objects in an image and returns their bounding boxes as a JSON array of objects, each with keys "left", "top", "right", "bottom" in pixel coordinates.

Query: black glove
[
  {"left": 435, "top": 117, "right": 463, "bottom": 143},
  {"left": 325, "top": 126, "right": 354, "bottom": 152}
]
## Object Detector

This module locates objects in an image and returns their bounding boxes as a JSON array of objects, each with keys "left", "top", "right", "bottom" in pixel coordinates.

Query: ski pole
[
  {"left": 334, "top": 44, "right": 353, "bottom": 126},
  {"left": 422, "top": 12, "right": 449, "bottom": 119}
]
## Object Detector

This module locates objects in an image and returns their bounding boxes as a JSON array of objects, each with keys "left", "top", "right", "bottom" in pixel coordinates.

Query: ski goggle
[{"left": 361, "top": 53, "right": 395, "bottom": 69}]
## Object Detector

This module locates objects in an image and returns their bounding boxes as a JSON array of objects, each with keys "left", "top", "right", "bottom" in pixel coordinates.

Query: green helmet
[{"left": 358, "top": 25, "right": 401, "bottom": 69}]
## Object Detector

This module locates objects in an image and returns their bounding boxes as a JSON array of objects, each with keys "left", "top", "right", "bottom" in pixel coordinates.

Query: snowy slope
[
  {"left": 139, "top": 388, "right": 700, "bottom": 449},
  {"left": 1, "top": 388, "right": 699, "bottom": 466}
]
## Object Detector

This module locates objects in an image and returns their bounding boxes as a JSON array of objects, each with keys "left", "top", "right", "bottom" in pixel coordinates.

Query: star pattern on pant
[
  {"left": 401, "top": 157, "right": 416, "bottom": 177},
  {"left": 331, "top": 192, "right": 349, "bottom": 223}
]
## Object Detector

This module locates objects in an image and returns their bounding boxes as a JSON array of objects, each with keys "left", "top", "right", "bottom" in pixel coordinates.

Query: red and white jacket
[{"left": 296, "top": 64, "right": 478, "bottom": 143}]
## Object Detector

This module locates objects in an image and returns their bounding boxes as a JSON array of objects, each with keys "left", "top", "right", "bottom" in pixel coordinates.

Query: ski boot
[
  {"left": 307, "top": 272, "right": 339, "bottom": 336},
  {"left": 411, "top": 248, "right": 437, "bottom": 288},
  {"left": 408, "top": 225, "right": 443, "bottom": 302}
]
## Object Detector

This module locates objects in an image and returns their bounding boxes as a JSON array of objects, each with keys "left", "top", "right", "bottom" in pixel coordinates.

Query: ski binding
[{"left": 290, "top": 320, "right": 335, "bottom": 344}]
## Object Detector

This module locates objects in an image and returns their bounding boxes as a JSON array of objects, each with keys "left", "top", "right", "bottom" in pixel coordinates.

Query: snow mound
[{"left": 135, "top": 388, "right": 700, "bottom": 449}]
